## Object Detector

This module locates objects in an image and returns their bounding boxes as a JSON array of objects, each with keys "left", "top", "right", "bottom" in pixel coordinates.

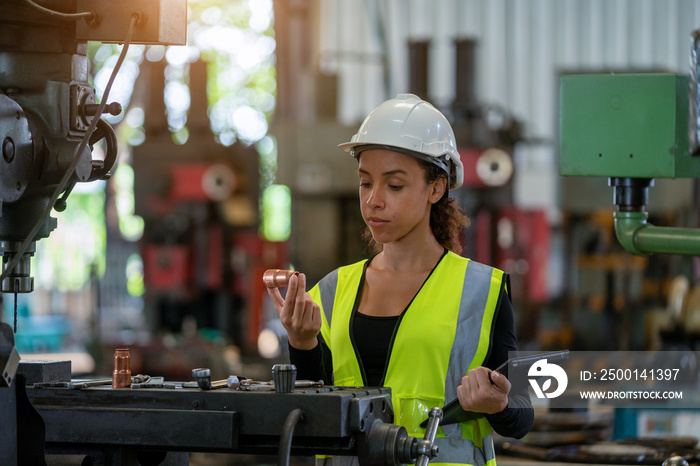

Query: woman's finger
[
  {"left": 301, "top": 295, "right": 316, "bottom": 330},
  {"left": 466, "top": 368, "right": 482, "bottom": 392},
  {"left": 266, "top": 286, "right": 285, "bottom": 314},
  {"left": 310, "top": 300, "right": 322, "bottom": 330},
  {"left": 475, "top": 368, "right": 493, "bottom": 390},
  {"left": 490, "top": 371, "right": 511, "bottom": 395},
  {"left": 280, "top": 273, "right": 300, "bottom": 323},
  {"left": 457, "top": 376, "right": 471, "bottom": 408},
  {"left": 292, "top": 274, "right": 307, "bottom": 325}
]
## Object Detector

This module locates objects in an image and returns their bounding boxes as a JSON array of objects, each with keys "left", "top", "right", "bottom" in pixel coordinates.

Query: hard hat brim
[
  {"left": 337, "top": 141, "right": 358, "bottom": 153},
  {"left": 337, "top": 141, "right": 464, "bottom": 189}
]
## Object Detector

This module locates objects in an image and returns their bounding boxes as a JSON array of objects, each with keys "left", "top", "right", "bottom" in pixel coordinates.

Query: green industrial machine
[{"left": 560, "top": 71, "right": 700, "bottom": 256}]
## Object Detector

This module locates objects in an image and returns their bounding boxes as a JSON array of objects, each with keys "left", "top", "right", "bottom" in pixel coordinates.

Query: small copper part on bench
[
  {"left": 112, "top": 348, "right": 131, "bottom": 388},
  {"left": 263, "top": 269, "right": 298, "bottom": 288}
]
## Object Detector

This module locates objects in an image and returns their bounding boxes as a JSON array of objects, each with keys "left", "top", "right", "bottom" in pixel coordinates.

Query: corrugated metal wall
[
  {"left": 321, "top": 0, "right": 700, "bottom": 134},
  {"left": 318, "top": 0, "right": 700, "bottom": 212}
]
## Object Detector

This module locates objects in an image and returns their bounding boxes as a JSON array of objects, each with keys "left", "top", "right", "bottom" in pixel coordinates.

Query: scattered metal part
[
  {"left": 33, "top": 381, "right": 75, "bottom": 389},
  {"left": 238, "top": 379, "right": 324, "bottom": 391},
  {"left": 131, "top": 377, "right": 165, "bottom": 389},
  {"left": 131, "top": 374, "right": 150, "bottom": 384},
  {"left": 238, "top": 382, "right": 268, "bottom": 391},
  {"left": 72, "top": 378, "right": 113, "bottom": 389},
  {"left": 34, "top": 374, "right": 324, "bottom": 392},
  {"left": 238, "top": 379, "right": 269, "bottom": 391},
  {"left": 296, "top": 380, "right": 324, "bottom": 388},
  {"left": 240, "top": 379, "right": 266, "bottom": 387},
  {"left": 36, "top": 375, "right": 156, "bottom": 390},
  {"left": 226, "top": 375, "right": 239, "bottom": 389},
  {"left": 131, "top": 382, "right": 163, "bottom": 389},
  {"left": 272, "top": 364, "right": 297, "bottom": 393},
  {"left": 112, "top": 348, "right": 131, "bottom": 389},
  {"left": 192, "top": 368, "right": 230, "bottom": 390},
  {"left": 192, "top": 368, "right": 211, "bottom": 389},
  {"left": 210, "top": 380, "right": 228, "bottom": 389}
]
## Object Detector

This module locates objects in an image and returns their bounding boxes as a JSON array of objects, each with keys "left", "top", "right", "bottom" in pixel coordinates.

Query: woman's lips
[{"left": 367, "top": 217, "right": 388, "bottom": 228}]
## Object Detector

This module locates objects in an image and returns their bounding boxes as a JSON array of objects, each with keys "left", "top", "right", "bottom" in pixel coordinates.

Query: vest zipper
[
  {"left": 350, "top": 248, "right": 449, "bottom": 387},
  {"left": 482, "top": 271, "right": 509, "bottom": 366},
  {"left": 349, "top": 260, "right": 371, "bottom": 385},
  {"left": 378, "top": 248, "right": 447, "bottom": 386}
]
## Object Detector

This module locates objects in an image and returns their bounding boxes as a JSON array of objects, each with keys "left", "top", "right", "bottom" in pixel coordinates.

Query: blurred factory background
[{"left": 7, "top": 0, "right": 700, "bottom": 463}]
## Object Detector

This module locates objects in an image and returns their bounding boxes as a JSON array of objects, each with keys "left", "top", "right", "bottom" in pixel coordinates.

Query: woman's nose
[{"left": 365, "top": 186, "right": 384, "bottom": 207}]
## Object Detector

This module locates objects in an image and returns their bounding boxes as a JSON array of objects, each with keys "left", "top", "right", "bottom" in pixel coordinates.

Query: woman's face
[{"left": 358, "top": 149, "right": 445, "bottom": 246}]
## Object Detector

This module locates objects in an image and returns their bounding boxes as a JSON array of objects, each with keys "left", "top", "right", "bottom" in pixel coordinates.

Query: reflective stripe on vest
[
  {"left": 444, "top": 259, "right": 503, "bottom": 406},
  {"left": 309, "top": 252, "right": 503, "bottom": 466},
  {"left": 318, "top": 268, "right": 339, "bottom": 330},
  {"left": 432, "top": 432, "right": 496, "bottom": 465}
]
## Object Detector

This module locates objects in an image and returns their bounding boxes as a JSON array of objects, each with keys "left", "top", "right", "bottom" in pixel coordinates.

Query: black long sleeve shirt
[{"left": 289, "top": 293, "right": 534, "bottom": 439}]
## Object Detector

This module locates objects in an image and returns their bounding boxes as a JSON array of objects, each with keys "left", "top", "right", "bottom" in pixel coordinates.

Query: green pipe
[{"left": 614, "top": 211, "right": 700, "bottom": 256}]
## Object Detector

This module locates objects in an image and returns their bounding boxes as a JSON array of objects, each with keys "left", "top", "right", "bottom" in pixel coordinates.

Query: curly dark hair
[{"left": 362, "top": 159, "right": 470, "bottom": 255}]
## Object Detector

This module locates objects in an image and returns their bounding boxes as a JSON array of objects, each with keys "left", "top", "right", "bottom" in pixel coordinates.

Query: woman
[{"left": 267, "top": 94, "right": 533, "bottom": 466}]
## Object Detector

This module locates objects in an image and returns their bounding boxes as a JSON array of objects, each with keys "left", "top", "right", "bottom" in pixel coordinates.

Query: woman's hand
[
  {"left": 266, "top": 272, "right": 321, "bottom": 350},
  {"left": 456, "top": 367, "right": 511, "bottom": 414}
]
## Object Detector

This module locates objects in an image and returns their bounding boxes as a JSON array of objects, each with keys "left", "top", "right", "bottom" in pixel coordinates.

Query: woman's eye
[
  {"left": 360, "top": 182, "right": 371, "bottom": 188},
  {"left": 389, "top": 185, "right": 403, "bottom": 191}
]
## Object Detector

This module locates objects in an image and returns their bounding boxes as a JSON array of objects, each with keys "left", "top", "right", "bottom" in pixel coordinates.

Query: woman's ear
[{"left": 429, "top": 176, "right": 447, "bottom": 204}]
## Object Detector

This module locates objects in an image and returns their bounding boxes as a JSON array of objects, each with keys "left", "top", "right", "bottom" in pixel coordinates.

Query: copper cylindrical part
[
  {"left": 112, "top": 348, "right": 131, "bottom": 388},
  {"left": 263, "top": 269, "right": 298, "bottom": 288}
]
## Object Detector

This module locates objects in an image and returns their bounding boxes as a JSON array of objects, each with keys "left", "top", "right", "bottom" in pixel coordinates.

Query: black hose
[
  {"left": 22, "top": 0, "right": 95, "bottom": 21},
  {"left": 278, "top": 408, "right": 305, "bottom": 466}
]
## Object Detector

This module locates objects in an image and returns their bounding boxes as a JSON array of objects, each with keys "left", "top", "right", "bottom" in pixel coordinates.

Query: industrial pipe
[{"left": 614, "top": 211, "right": 700, "bottom": 256}]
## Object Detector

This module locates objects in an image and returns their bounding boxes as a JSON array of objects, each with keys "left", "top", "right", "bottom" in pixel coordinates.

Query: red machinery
[{"left": 132, "top": 58, "right": 275, "bottom": 353}]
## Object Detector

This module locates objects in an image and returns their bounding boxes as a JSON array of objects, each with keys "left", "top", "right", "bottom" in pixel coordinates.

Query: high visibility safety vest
[{"left": 308, "top": 251, "right": 507, "bottom": 466}]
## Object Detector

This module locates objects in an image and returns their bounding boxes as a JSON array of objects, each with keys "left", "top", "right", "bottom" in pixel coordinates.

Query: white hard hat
[{"left": 339, "top": 93, "right": 463, "bottom": 189}]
